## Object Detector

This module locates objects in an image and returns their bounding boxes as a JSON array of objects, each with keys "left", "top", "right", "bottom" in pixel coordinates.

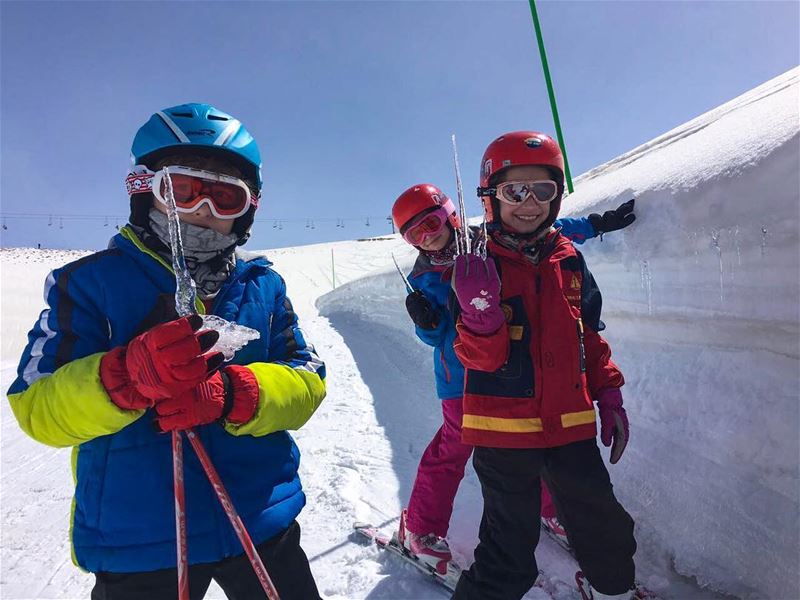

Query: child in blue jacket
[
  {"left": 7, "top": 104, "right": 326, "bottom": 599},
  {"left": 391, "top": 183, "right": 634, "bottom": 574}
]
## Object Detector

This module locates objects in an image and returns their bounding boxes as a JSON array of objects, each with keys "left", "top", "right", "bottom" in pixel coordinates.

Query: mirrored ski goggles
[
  {"left": 494, "top": 180, "right": 559, "bottom": 205},
  {"left": 125, "top": 166, "right": 258, "bottom": 219},
  {"left": 403, "top": 208, "right": 449, "bottom": 246}
]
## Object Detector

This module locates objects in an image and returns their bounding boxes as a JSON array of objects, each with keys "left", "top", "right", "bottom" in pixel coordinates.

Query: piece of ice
[{"left": 201, "top": 315, "right": 260, "bottom": 361}]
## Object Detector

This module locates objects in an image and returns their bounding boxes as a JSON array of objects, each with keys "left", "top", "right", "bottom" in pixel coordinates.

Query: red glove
[
  {"left": 596, "top": 388, "right": 629, "bottom": 464},
  {"left": 154, "top": 365, "right": 259, "bottom": 432},
  {"left": 100, "top": 315, "right": 223, "bottom": 410}
]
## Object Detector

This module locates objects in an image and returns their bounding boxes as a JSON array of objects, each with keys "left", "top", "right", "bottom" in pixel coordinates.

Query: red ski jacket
[{"left": 454, "top": 231, "right": 624, "bottom": 448}]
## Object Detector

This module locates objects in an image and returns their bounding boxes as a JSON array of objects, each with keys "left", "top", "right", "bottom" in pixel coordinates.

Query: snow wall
[{"left": 319, "top": 67, "right": 800, "bottom": 599}]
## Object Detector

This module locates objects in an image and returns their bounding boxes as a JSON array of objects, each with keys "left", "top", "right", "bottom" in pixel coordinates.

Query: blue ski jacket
[
  {"left": 410, "top": 217, "right": 596, "bottom": 400},
  {"left": 7, "top": 227, "right": 326, "bottom": 574}
]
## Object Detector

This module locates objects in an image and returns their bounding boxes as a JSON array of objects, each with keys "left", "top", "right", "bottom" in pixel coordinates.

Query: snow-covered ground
[{"left": 2, "top": 68, "right": 798, "bottom": 599}]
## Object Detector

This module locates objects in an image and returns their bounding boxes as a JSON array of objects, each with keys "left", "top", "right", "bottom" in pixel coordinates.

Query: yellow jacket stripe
[
  {"left": 7, "top": 352, "right": 144, "bottom": 448},
  {"left": 463, "top": 409, "right": 596, "bottom": 433},
  {"left": 225, "top": 363, "right": 326, "bottom": 437}
]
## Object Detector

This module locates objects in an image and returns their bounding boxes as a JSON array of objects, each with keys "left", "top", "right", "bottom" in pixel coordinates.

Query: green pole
[{"left": 528, "top": 0, "right": 574, "bottom": 194}]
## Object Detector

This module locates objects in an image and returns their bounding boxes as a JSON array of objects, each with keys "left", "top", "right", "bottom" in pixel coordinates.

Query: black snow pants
[
  {"left": 452, "top": 439, "right": 636, "bottom": 600},
  {"left": 91, "top": 521, "right": 320, "bottom": 600}
]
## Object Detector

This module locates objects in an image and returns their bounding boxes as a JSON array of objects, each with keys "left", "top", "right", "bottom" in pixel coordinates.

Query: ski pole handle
[
  {"left": 186, "top": 429, "right": 281, "bottom": 600},
  {"left": 172, "top": 431, "right": 189, "bottom": 600}
]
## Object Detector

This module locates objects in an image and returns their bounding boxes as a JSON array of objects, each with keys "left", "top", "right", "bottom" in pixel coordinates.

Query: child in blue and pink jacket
[{"left": 390, "top": 183, "right": 634, "bottom": 574}]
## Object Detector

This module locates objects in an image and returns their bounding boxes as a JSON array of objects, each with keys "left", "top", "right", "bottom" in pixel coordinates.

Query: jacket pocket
[{"left": 465, "top": 295, "right": 534, "bottom": 398}]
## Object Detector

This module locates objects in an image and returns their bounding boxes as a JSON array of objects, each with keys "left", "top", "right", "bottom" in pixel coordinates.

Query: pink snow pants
[{"left": 406, "top": 397, "right": 557, "bottom": 538}]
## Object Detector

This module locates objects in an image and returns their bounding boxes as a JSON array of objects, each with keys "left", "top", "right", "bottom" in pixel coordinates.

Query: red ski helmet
[
  {"left": 477, "top": 131, "right": 565, "bottom": 224},
  {"left": 392, "top": 184, "right": 461, "bottom": 233}
]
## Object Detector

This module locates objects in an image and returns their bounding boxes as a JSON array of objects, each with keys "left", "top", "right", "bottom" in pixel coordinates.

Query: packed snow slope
[{"left": 1, "top": 68, "right": 797, "bottom": 599}]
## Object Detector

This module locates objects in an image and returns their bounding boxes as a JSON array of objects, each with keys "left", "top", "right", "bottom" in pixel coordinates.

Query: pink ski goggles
[{"left": 403, "top": 208, "right": 449, "bottom": 246}]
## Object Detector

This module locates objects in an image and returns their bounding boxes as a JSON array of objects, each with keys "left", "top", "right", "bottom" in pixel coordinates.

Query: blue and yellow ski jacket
[
  {"left": 6, "top": 227, "right": 326, "bottom": 574},
  {"left": 410, "top": 217, "right": 596, "bottom": 400}
]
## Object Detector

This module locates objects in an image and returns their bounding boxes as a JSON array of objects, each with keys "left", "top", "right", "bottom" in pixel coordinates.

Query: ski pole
[
  {"left": 185, "top": 429, "right": 281, "bottom": 600},
  {"left": 391, "top": 253, "right": 413, "bottom": 293},
  {"left": 172, "top": 430, "right": 190, "bottom": 600}
]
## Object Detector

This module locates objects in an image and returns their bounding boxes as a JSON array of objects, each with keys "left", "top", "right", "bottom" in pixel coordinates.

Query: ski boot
[
  {"left": 541, "top": 515, "right": 571, "bottom": 552},
  {"left": 397, "top": 509, "right": 453, "bottom": 576},
  {"left": 576, "top": 571, "right": 635, "bottom": 600}
]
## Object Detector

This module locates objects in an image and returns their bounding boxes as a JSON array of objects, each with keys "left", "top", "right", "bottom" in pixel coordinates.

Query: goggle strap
[
  {"left": 440, "top": 197, "right": 457, "bottom": 216},
  {"left": 126, "top": 172, "right": 154, "bottom": 195},
  {"left": 125, "top": 168, "right": 259, "bottom": 207}
]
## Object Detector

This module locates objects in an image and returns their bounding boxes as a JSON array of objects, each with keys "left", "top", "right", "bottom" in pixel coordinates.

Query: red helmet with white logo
[
  {"left": 477, "top": 132, "right": 565, "bottom": 224},
  {"left": 392, "top": 184, "right": 461, "bottom": 233}
]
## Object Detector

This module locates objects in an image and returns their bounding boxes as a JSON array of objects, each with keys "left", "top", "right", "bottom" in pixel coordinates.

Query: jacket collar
[
  {"left": 488, "top": 229, "right": 574, "bottom": 265},
  {"left": 111, "top": 227, "right": 271, "bottom": 294}
]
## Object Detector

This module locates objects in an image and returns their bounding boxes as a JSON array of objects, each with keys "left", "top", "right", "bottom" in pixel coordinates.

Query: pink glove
[
  {"left": 596, "top": 388, "right": 629, "bottom": 464},
  {"left": 451, "top": 254, "right": 505, "bottom": 335}
]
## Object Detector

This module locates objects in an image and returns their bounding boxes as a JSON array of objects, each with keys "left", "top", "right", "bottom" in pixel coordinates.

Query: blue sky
[{"left": 1, "top": 1, "right": 797, "bottom": 250}]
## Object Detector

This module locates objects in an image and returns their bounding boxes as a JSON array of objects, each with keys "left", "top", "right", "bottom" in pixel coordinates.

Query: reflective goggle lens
[
  {"left": 160, "top": 174, "right": 249, "bottom": 214},
  {"left": 404, "top": 209, "right": 447, "bottom": 245},
  {"left": 497, "top": 180, "right": 559, "bottom": 204}
]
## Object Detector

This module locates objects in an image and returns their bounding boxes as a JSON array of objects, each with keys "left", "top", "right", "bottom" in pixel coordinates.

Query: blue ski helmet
[
  {"left": 131, "top": 103, "right": 262, "bottom": 190},
  {"left": 129, "top": 103, "right": 263, "bottom": 243}
]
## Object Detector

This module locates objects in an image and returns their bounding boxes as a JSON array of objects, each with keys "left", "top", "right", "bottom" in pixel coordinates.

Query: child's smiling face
[{"left": 496, "top": 165, "right": 555, "bottom": 235}]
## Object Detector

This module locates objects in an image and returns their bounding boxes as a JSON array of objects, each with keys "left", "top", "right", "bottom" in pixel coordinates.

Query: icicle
[
  {"left": 161, "top": 168, "right": 197, "bottom": 318},
  {"left": 640, "top": 259, "right": 653, "bottom": 316},
  {"left": 451, "top": 134, "right": 470, "bottom": 256},
  {"left": 710, "top": 229, "right": 724, "bottom": 304}
]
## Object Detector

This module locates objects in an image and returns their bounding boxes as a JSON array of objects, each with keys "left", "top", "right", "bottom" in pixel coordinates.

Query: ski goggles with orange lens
[
  {"left": 403, "top": 208, "right": 449, "bottom": 246},
  {"left": 125, "top": 166, "right": 258, "bottom": 220},
  {"left": 493, "top": 180, "right": 559, "bottom": 205}
]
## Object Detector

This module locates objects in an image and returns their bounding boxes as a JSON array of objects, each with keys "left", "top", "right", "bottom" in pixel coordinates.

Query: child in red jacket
[{"left": 450, "top": 132, "right": 636, "bottom": 600}]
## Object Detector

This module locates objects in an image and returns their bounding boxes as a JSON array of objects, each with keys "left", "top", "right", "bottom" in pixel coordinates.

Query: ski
[{"left": 353, "top": 522, "right": 461, "bottom": 592}]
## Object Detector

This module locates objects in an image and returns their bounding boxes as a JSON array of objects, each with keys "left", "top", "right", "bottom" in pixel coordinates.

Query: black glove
[
  {"left": 588, "top": 199, "right": 636, "bottom": 236},
  {"left": 405, "top": 290, "right": 440, "bottom": 330}
]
